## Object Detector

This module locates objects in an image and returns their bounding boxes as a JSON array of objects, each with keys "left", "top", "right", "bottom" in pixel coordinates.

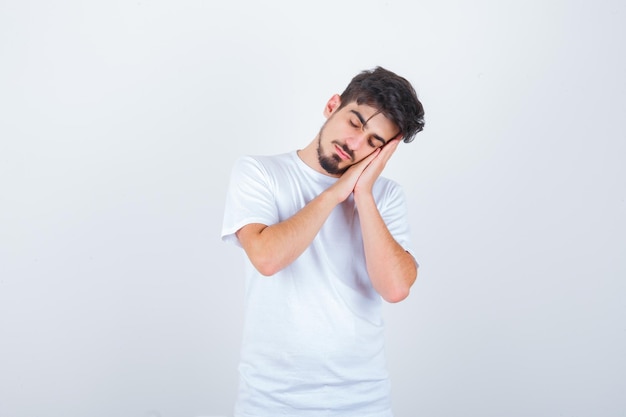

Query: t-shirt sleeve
[{"left": 221, "top": 156, "right": 279, "bottom": 247}]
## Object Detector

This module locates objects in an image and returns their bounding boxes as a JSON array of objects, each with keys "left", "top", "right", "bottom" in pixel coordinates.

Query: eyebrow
[{"left": 349, "top": 110, "right": 388, "bottom": 145}]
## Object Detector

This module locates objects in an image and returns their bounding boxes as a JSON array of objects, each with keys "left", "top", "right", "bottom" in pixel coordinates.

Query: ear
[{"left": 323, "top": 94, "right": 341, "bottom": 118}]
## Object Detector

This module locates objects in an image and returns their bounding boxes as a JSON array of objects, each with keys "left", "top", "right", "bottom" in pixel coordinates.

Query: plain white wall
[{"left": 1, "top": 1, "right": 624, "bottom": 416}]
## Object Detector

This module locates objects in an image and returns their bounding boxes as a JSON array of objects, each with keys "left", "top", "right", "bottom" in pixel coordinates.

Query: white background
[{"left": 1, "top": 1, "right": 624, "bottom": 416}]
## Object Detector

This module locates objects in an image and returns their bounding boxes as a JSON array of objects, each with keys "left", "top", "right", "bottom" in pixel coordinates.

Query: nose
[{"left": 345, "top": 132, "right": 368, "bottom": 151}]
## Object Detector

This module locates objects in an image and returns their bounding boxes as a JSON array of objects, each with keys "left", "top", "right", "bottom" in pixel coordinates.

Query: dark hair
[{"left": 338, "top": 66, "right": 425, "bottom": 143}]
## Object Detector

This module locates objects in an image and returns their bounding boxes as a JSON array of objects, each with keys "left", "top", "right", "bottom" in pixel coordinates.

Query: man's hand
[
  {"left": 325, "top": 148, "right": 382, "bottom": 203},
  {"left": 354, "top": 138, "right": 401, "bottom": 197}
]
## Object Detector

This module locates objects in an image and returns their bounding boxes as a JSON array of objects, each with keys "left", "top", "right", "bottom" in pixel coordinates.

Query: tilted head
[{"left": 337, "top": 66, "right": 425, "bottom": 143}]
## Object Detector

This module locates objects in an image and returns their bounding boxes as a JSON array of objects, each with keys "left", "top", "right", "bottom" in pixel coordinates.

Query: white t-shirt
[{"left": 221, "top": 151, "right": 414, "bottom": 417}]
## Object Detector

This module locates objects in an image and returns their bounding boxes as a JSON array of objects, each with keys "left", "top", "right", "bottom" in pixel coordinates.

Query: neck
[{"left": 297, "top": 136, "right": 337, "bottom": 177}]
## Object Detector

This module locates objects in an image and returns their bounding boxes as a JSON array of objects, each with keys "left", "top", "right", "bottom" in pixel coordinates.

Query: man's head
[
  {"left": 337, "top": 66, "right": 424, "bottom": 144},
  {"left": 313, "top": 67, "right": 425, "bottom": 176}
]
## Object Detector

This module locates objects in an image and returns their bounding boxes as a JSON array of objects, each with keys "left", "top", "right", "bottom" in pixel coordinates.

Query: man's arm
[
  {"left": 236, "top": 191, "right": 336, "bottom": 276},
  {"left": 236, "top": 150, "right": 383, "bottom": 276},
  {"left": 354, "top": 139, "right": 418, "bottom": 303}
]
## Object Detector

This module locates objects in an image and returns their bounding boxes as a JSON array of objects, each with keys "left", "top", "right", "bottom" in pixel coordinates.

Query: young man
[{"left": 221, "top": 66, "right": 425, "bottom": 417}]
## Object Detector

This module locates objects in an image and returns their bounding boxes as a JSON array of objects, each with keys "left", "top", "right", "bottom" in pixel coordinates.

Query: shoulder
[{"left": 232, "top": 152, "right": 295, "bottom": 174}]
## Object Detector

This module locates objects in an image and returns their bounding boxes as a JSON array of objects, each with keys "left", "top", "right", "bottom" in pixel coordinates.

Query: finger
[
  {"left": 349, "top": 148, "right": 381, "bottom": 172},
  {"left": 376, "top": 139, "right": 400, "bottom": 164},
  {"left": 383, "top": 138, "right": 401, "bottom": 154}
]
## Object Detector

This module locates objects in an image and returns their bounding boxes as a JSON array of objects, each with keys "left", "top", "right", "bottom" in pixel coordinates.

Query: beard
[
  {"left": 318, "top": 147, "right": 346, "bottom": 175},
  {"left": 316, "top": 126, "right": 353, "bottom": 176}
]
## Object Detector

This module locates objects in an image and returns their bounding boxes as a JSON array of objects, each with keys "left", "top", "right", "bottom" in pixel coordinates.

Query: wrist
[
  {"left": 320, "top": 187, "right": 343, "bottom": 207},
  {"left": 354, "top": 189, "right": 375, "bottom": 206}
]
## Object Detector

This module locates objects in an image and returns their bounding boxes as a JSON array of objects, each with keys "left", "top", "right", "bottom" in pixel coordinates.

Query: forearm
[
  {"left": 355, "top": 193, "right": 417, "bottom": 303},
  {"left": 237, "top": 190, "right": 339, "bottom": 276}
]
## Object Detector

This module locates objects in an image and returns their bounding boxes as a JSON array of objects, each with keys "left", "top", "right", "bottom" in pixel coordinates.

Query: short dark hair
[{"left": 338, "top": 66, "right": 425, "bottom": 143}]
